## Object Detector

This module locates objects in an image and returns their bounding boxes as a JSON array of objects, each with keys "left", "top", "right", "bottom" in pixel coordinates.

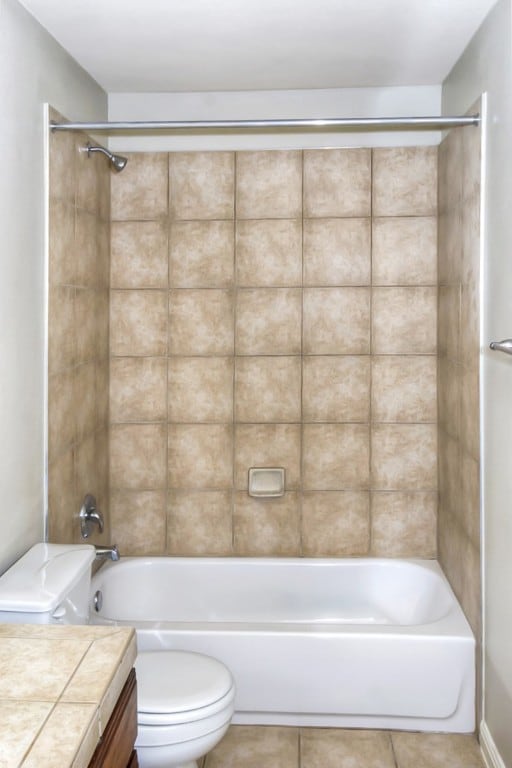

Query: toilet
[{"left": 0, "top": 543, "right": 235, "bottom": 768}]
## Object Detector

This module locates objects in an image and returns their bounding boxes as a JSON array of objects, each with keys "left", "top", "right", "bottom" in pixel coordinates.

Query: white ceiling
[{"left": 19, "top": 0, "right": 497, "bottom": 93}]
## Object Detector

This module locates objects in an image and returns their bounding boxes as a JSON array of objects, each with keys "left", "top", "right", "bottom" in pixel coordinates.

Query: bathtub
[{"left": 90, "top": 557, "right": 475, "bottom": 733}]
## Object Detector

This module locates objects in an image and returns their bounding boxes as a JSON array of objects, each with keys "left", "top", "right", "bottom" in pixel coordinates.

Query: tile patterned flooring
[{"left": 200, "top": 726, "right": 485, "bottom": 768}]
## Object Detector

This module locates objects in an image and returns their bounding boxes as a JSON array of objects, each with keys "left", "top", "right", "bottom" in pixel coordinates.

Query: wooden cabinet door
[{"left": 88, "top": 669, "right": 138, "bottom": 768}]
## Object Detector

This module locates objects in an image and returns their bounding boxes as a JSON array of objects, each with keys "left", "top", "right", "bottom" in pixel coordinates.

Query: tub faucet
[{"left": 94, "top": 545, "right": 120, "bottom": 561}]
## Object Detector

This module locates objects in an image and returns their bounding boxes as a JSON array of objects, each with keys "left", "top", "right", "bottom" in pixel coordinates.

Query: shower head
[{"left": 85, "top": 142, "right": 128, "bottom": 172}]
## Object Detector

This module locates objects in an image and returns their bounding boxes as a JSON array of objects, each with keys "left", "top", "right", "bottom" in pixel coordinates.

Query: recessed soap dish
[{"left": 248, "top": 467, "right": 285, "bottom": 498}]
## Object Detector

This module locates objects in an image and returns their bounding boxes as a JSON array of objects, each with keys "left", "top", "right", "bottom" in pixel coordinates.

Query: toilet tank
[{"left": 0, "top": 543, "right": 96, "bottom": 624}]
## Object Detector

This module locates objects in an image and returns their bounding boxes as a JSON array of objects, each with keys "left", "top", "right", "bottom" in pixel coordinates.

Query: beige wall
[
  {"left": 109, "top": 146, "right": 438, "bottom": 558},
  {"left": 47, "top": 110, "right": 111, "bottom": 546}
]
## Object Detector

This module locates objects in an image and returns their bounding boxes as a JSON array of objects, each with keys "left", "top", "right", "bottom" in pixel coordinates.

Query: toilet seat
[
  {"left": 135, "top": 650, "right": 235, "bottom": 750},
  {"left": 137, "top": 650, "right": 233, "bottom": 714}
]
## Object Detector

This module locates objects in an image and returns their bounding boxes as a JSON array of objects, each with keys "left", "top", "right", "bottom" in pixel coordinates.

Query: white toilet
[{"left": 0, "top": 543, "right": 235, "bottom": 768}]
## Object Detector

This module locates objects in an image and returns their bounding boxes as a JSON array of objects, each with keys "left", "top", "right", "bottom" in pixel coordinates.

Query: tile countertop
[{"left": 0, "top": 623, "right": 137, "bottom": 768}]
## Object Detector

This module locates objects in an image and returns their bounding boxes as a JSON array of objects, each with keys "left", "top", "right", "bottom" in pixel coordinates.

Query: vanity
[{"left": 0, "top": 623, "right": 137, "bottom": 767}]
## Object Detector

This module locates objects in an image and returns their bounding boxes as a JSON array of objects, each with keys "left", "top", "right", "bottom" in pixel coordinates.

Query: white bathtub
[{"left": 90, "top": 557, "right": 475, "bottom": 732}]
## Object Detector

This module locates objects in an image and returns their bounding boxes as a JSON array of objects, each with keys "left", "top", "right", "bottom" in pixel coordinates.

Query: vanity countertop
[{"left": 0, "top": 623, "right": 137, "bottom": 768}]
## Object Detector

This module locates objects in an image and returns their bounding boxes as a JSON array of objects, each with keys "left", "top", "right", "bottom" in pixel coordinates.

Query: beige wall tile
[
  {"left": 438, "top": 430, "right": 461, "bottom": 525},
  {"left": 75, "top": 288, "right": 98, "bottom": 364},
  {"left": 461, "top": 451, "right": 480, "bottom": 548},
  {"left": 302, "top": 491, "right": 370, "bottom": 556},
  {"left": 371, "top": 356, "right": 437, "bottom": 423},
  {"left": 304, "top": 218, "right": 371, "bottom": 286},
  {"left": 233, "top": 492, "right": 300, "bottom": 556},
  {"left": 110, "top": 423, "right": 167, "bottom": 490},
  {"left": 438, "top": 207, "right": 463, "bottom": 286},
  {"left": 371, "top": 424, "right": 437, "bottom": 490},
  {"left": 110, "top": 357, "right": 167, "bottom": 422},
  {"left": 303, "top": 149, "right": 371, "bottom": 218},
  {"left": 303, "top": 288, "right": 370, "bottom": 354},
  {"left": 235, "top": 356, "right": 301, "bottom": 423},
  {"left": 111, "top": 152, "right": 168, "bottom": 220},
  {"left": 438, "top": 284, "right": 460, "bottom": 360},
  {"left": 97, "top": 218, "right": 110, "bottom": 289},
  {"left": 49, "top": 199, "right": 75, "bottom": 285},
  {"left": 75, "top": 209, "right": 98, "bottom": 288},
  {"left": 460, "top": 365, "right": 480, "bottom": 460},
  {"left": 236, "top": 288, "right": 302, "bottom": 355},
  {"left": 168, "top": 357, "right": 233, "bottom": 422},
  {"left": 74, "top": 362, "right": 96, "bottom": 443},
  {"left": 111, "top": 221, "right": 168, "bottom": 289},
  {"left": 96, "top": 289, "right": 110, "bottom": 360},
  {"left": 169, "top": 289, "right": 234, "bottom": 355},
  {"left": 110, "top": 490, "right": 166, "bottom": 555},
  {"left": 48, "top": 370, "right": 75, "bottom": 461},
  {"left": 110, "top": 290, "right": 168, "bottom": 356},
  {"left": 303, "top": 424, "right": 370, "bottom": 490},
  {"left": 76, "top": 135, "right": 100, "bottom": 214},
  {"left": 170, "top": 152, "right": 234, "bottom": 220},
  {"left": 438, "top": 357, "right": 461, "bottom": 440},
  {"left": 303, "top": 356, "right": 370, "bottom": 422},
  {"left": 460, "top": 280, "right": 479, "bottom": 368},
  {"left": 235, "top": 424, "right": 301, "bottom": 489},
  {"left": 168, "top": 424, "right": 233, "bottom": 489},
  {"left": 373, "top": 146, "right": 438, "bottom": 216},
  {"left": 48, "top": 286, "right": 75, "bottom": 373},
  {"left": 48, "top": 452, "right": 75, "bottom": 544},
  {"left": 167, "top": 491, "right": 233, "bottom": 555},
  {"left": 461, "top": 535, "right": 481, "bottom": 637},
  {"left": 236, "top": 150, "right": 302, "bottom": 219},
  {"left": 49, "top": 128, "right": 76, "bottom": 203},
  {"left": 170, "top": 221, "right": 234, "bottom": 288},
  {"left": 372, "top": 217, "right": 437, "bottom": 285},
  {"left": 206, "top": 725, "right": 299, "bottom": 768},
  {"left": 236, "top": 219, "right": 302, "bottom": 287},
  {"left": 372, "top": 287, "right": 437, "bottom": 354},
  {"left": 96, "top": 360, "right": 109, "bottom": 428},
  {"left": 74, "top": 432, "right": 97, "bottom": 507},
  {"left": 371, "top": 491, "right": 437, "bottom": 557},
  {"left": 392, "top": 732, "right": 484, "bottom": 768},
  {"left": 301, "top": 728, "right": 395, "bottom": 768}
]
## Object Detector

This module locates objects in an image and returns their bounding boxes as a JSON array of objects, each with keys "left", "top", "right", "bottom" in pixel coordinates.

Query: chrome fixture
[
  {"left": 79, "top": 494, "right": 104, "bottom": 538},
  {"left": 94, "top": 545, "right": 120, "bottom": 562},
  {"left": 93, "top": 589, "right": 103, "bottom": 612},
  {"left": 51, "top": 114, "right": 480, "bottom": 134},
  {"left": 84, "top": 141, "right": 128, "bottom": 172},
  {"left": 490, "top": 339, "right": 512, "bottom": 355}
]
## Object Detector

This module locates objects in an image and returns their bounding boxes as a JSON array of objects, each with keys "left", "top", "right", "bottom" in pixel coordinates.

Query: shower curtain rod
[{"left": 50, "top": 115, "right": 480, "bottom": 132}]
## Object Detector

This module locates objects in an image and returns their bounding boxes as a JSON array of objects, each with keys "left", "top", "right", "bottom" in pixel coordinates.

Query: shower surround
[
  {"left": 47, "top": 126, "right": 481, "bottom": 723},
  {"left": 107, "top": 147, "right": 439, "bottom": 559}
]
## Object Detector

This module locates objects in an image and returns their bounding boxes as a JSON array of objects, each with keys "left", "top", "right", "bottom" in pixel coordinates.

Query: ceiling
[{"left": 19, "top": 0, "right": 498, "bottom": 93}]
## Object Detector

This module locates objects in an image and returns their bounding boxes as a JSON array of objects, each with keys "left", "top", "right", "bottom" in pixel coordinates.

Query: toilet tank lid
[{"left": 0, "top": 543, "right": 96, "bottom": 613}]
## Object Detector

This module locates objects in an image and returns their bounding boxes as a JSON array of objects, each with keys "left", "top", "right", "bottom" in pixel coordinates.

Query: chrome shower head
[{"left": 85, "top": 142, "right": 128, "bottom": 172}]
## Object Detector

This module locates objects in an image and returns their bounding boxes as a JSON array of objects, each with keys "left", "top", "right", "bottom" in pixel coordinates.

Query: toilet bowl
[
  {"left": 135, "top": 650, "right": 235, "bottom": 768},
  {"left": 0, "top": 544, "right": 236, "bottom": 768}
]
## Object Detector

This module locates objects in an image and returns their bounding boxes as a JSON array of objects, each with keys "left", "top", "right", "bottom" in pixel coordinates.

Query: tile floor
[{"left": 200, "top": 726, "right": 485, "bottom": 768}]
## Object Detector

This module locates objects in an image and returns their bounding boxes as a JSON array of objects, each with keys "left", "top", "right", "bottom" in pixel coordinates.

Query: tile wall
[
  {"left": 437, "top": 110, "right": 481, "bottom": 663},
  {"left": 109, "top": 147, "right": 438, "bottom": 557},
  {"left": 47, "top": 111, "right": 111, "bottom": 544}
]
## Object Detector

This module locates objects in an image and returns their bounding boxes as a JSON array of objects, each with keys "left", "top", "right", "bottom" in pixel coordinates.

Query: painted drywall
[
  {"left": 108, "top": 86, "right": 442, "bottom": 152},
  {"left": 442, "top": 0, "right": 512, "bottom": 763},
  {"left": 0, "top": 0, "right": 107, "bottom": 573}
]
